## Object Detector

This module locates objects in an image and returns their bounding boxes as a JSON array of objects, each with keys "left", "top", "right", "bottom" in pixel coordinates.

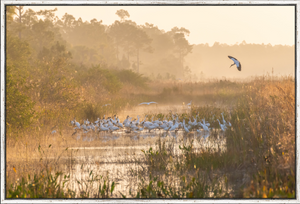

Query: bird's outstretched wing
[
  {"left": 228, "top": 55, "right": 237, "bottom": 61},
  {"left": 138, "top": 102, "right": 147, "bottom": 105},
  {"left": 228, "top": 56, "right": 239, "bottom": 64},
  {"left": 149, "top": 102, "right": 158, "bottom": 104}
]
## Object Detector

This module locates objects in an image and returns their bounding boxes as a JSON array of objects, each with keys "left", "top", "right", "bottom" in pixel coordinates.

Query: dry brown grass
[{"left": 246, "top": 79, "right": 295, "bottom": 169}]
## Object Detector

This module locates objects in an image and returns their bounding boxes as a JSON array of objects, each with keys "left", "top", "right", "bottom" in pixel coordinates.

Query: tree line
[
  {"left": 7, "top": 7, "right": 193, "bottom": 76},
  {"left": 6, "top": 6, "right": 194, "bottom": 134}
]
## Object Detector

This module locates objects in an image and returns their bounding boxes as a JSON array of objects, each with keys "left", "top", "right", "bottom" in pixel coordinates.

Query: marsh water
[
  {"left": 63, "top": 129, "right": 227, "bottom": 197},
  {"left": 8, "top": 104, "right": 239, "bottom": 198},
  {"left": 52, "top": 104, "right": 230, "bottom": 197}
]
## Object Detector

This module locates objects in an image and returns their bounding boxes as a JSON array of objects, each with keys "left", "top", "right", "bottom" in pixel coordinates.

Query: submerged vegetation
[{"left": 5, "top": 6, "right": 295, "bottom": 200}]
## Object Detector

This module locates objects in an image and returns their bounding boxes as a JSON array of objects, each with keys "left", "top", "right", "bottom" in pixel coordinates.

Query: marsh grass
[
  {"left": 6, "top": 78, "right": 295, "bottom": 198},
  {"left": 7, "top": 167, "right": 116, "bottom": 199},
  {"left": 128, "top": 78, "right": 295, "bottom": 198},
  {"left": 126, "top": 171, "right": 228, "bottom": 198},
  {"left": 243, "top": 168, "right": 295, "bottom": 198},
  {"left": 7, "top": 140, "right": 118, "bottom": 198},
  {"left": 124, "top": 137, "right": 230, "bottom": 198}
]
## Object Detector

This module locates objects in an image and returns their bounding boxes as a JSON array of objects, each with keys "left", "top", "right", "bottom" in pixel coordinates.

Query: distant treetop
[{"left": 116, "top": 9, "right": 130, "bottom": 22}]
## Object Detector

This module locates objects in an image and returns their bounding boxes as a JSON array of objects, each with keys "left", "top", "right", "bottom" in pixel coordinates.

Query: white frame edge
[{"left": 0, "top": 0, "right": 299, "bottom": 203}]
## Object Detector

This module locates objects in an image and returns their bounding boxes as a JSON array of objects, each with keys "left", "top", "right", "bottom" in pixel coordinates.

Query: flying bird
[
  {"left": 138, "top": 102, "right": 158, "bottom": 106},
  {"left": 228, "top": 56, "right": 241, "bottom": 71}
]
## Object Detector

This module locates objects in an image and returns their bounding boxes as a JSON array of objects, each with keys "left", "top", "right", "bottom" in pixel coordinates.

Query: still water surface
[{"left": 63, "top": 129, "right": 226, "bottom": 197}]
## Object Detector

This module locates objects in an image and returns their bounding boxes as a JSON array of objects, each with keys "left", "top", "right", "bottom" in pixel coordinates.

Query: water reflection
[{"left": 65, "top": 129, "right": 227, "bottom": 197}]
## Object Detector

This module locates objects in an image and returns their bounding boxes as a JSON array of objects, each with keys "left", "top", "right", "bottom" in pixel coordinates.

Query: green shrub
[
  {"left": 115, "top": 69, "right": 148, "bottom": 88},
  {"left": 6, "top": 66, "right": 35, "bottom": 132},
  {"left": 101, "top": 69, "right": 123, "bottom": 93},
  {"left": 78, "top": 65, "right": 123, "bottom": 94}
]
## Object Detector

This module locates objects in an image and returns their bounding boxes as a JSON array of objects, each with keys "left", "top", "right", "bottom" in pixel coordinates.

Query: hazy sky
[{"left": 25, "top": 5, "right": 295, "bottom": 46}]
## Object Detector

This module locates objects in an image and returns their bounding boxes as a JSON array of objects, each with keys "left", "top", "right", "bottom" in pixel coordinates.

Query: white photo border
[{"left": 1, "top": 0, "right": 299, "bottom": 203}]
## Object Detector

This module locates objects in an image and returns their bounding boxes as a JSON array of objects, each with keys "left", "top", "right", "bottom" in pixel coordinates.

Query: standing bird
[{"left": 228, "top": 56, "right": 241, "bottom": 71}]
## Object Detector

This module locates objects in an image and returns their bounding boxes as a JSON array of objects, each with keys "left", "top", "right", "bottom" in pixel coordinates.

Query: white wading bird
[
  {"left": 217, "top": 119, "right": 227, "bottom": 132},
  {"left": 228, "top": 56, "right": 241, "bottom": 71},
  {"left": 183, "top": 122, "right": 189, "bottom": 133},
  {"left": 138, "top": 102, "right": 158, "bottom": 106},
  {"left": 102, "top": 104, "right": 111, "bottom": 107}
]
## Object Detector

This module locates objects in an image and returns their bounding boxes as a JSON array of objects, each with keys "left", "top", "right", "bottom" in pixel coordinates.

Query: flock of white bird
[
  {"left": 66, "top": 112, "right": 231, "bottom": 139},
  {"left": 50, "top": 99, "right": 232, "bottom": 143}
]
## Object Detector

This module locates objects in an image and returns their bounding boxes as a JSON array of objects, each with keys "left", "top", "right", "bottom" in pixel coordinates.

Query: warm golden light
[{"left": 26, "top": 5, "right": 295, "bottom": 46}]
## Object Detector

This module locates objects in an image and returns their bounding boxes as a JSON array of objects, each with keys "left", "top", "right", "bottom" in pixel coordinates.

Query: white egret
[
  {"left": 72, "top": 119, "right": 81, "bottom": 130},
  {"left": 217, "top": 119, "right": 227, "bottom": 132},
  {"left": 202, "top": 119, "right": 210, "bottom": 127},
  {"left": 117, "top": 118, "right": 123, "bottom": 128},
  {"left": 138, "top": 102, "right": 158, "bottom": 106},
  {"left": 183, "top": 124, "right": 189, "bottom": 133},
  {"left": 99, "top": 123, "right": 109, "bottom": 132},
  {"left": 136, "top": 115, "right": 141, "bottom": 124},
  {"left": 199, "top": 120, "right": 210, "bottom": 132},
  {"left": 123, "top": 116, "right": 129, "bottom": 125},
  {"left": 95, "top": 118, "right": 100, "bottom": 124},
  {"left": 109, "top": 125, "right": 119, "bottom": 132},
  {"left": 169, "top": 120, "right": 177, "bottom": 132},
  {"left": 103, "top": 104, "right": 111, "bottom": 107},
  {"left": 159, "top": 122, "right": 168, "bottom": 130},
  {"left": 81, "top": 124, "right": 87, "bottom": 131},
  {"left": 90, "top": 124, "right": 95, "bottom": 131},
  {"left": 221, "top": 112, "right": 231, "bottom": 127}
]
